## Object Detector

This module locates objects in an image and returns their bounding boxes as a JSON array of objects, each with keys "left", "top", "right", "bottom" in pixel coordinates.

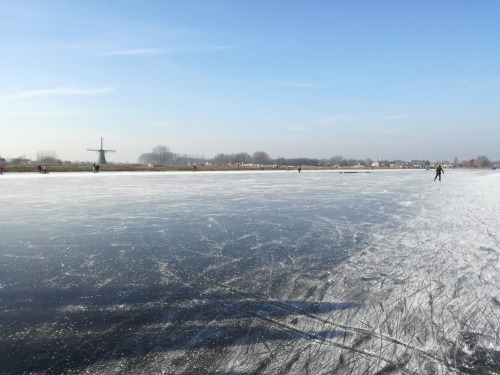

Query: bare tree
[
  {"left": 251, "top": 151, "right": 271, "bottom": 165},
  {"left": 37, "top": 150, "right": 59, "bottom": 164},
  {"left": 474, "top": 155, "right": 490, "bottom": 168},
  {"left": 138, "top": 153, "right": 154, "bottom": 165},
  {"left": 151, "top": 145, "right": 172, "bottom": 165},
  {"left": 234, "top": 152, "right": 250, "bottom": 164},
  {"left": 138, "top": 145, "right": 172, "bottom": 165},
  {"left": 330, "top": 155, "right": 343, "bottom": 166},
  {"left": 276, "top": 157, "right": 287, "bottom": 166},
  {"left": 214, "top": 153, "right": 230, "bottom": 165}
]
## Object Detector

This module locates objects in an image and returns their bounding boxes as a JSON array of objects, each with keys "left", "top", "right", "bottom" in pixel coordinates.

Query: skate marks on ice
[
  {"left": 145, "top": 173, "right": 500, "bottom": 374},
  {"left": 181, "top": 171, "right": 500, "bottom": 375},
  {"left": 1, "top": 170, "right": 500, "bottom": 374},
  {"left": 324, "top": 171, "right": 500, "bottom": 374}
]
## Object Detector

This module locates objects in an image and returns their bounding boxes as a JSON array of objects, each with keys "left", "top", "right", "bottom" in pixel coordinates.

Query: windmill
[{"left": 87, "top": 137, "right": 116, "bottom": 164}]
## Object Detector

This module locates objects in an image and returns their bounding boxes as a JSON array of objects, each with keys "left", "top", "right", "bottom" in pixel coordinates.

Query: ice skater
[
  {"left": 298, "top": 166, "right": 302, "bottom": 173},
  {"left": 0, "top": 164, "right": 4, "bottom": 175},
  {"left": 434, "top": 165, "right": 444, "bottom": 181}
]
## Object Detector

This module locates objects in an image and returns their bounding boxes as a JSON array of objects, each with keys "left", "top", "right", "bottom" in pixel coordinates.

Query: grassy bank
[{"left": 2, "top": 163, "right": 343, "bottom": 173}]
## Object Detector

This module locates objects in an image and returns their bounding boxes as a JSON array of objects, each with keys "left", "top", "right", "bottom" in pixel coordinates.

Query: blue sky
[{"left": 1, "top": 0, "right": 499, "bottom": 163}]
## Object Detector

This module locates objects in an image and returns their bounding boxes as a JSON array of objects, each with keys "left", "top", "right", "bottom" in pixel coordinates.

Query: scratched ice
[{"left": 1, "top": 170, "right": 499, "bottom": 374}]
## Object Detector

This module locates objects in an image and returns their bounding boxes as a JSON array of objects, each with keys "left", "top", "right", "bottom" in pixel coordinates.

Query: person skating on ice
[{"left": 434, "top": 164, "right": 444, "bottom": 181}]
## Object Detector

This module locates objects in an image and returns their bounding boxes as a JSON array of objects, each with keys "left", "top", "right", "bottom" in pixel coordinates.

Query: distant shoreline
[
  {"left": 1, "top": 163, "right": 489, "bottom": 174},
  {"left": 0, "top": 164, "right": 370, "bottom": 173}
]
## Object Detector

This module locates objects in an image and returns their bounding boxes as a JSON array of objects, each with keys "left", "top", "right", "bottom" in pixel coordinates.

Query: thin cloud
[
  {"left": 197, "top": 45, "right": 233, "bottom": 52},
  {"left": 101, "top": 45, "right": 232, "bottom": 57},
  {"left": 0, "top": 87, "right": 115, "bottom": 100},
  {"left": 290, "top": 126, "right": 309, "bottom": 131},
  {"left": 319, "top": 114, "right": 406, "bottom": 124},
  {"left": 277, "top": 81, "right": 323, "bottom": 89},
  {"left": 457, "top": 77, "right": 500, "bottom": 93},
  {"left": 317, "top": 115, "right": 360, "bottom": 124},
  {"left": 383, "top": 115, "right": 406, "bottom": 120},
  {"left": 0, "top": 106, "right": 86, "bottom": 117},
  {"left": 102, "top": 48, "right": 165, "bottom": 56}
]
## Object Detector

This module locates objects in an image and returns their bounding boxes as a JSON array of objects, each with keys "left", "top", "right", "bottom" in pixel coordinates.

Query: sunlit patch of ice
[
  {"left": 398, "top": 200, "right": 413, "bottom": 207},
  {"left": 60, "top": 304, "right": 88, "bottom": 312}
]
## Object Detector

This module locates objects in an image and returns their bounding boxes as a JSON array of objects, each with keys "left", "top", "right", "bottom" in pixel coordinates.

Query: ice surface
[{"left": 1, "top": 169, "right": 499, "bottom": 374}]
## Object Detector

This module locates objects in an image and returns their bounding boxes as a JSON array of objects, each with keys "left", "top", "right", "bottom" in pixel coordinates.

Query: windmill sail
[{"left": 87, "top": 137, "right": 116, "bottom": 164}]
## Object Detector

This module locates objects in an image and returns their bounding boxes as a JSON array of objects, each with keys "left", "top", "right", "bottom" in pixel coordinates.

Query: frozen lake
[{"left": 1, "top": 169, "right": 499, "bottom": 374}]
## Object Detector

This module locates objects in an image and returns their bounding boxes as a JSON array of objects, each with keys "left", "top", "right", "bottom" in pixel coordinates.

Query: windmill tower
[{"left": 87, "top": 137, "right": 116, "bottom": 164}]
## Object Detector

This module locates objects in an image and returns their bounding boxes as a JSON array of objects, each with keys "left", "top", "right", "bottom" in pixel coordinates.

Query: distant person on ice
[{"left": 434, "top": 165, "right": 444, "bottom": 181}]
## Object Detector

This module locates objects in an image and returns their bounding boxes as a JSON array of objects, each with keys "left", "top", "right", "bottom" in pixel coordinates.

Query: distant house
[{"left": 372, "top": 162, "right": 380, "bottom": 167}]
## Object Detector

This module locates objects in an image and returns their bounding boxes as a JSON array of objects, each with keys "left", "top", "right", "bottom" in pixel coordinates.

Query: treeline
[
  {"left": 457, "top": 156, "right": 494, "bottom": 168},
  {"left": 138, "top": 146, "right": 500, "bottom": 168},
  {"left": 1, "top": 147, "right": 497, "bottom": 168},
  {"left": 137, "top": 145, "right": 205, "bottom": 166},
  {"left": 138, "top": 147, "right": 340, "bottom": 166},
  {"left": 1, "top": 150, "right": 68, "bottom": 165}
]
